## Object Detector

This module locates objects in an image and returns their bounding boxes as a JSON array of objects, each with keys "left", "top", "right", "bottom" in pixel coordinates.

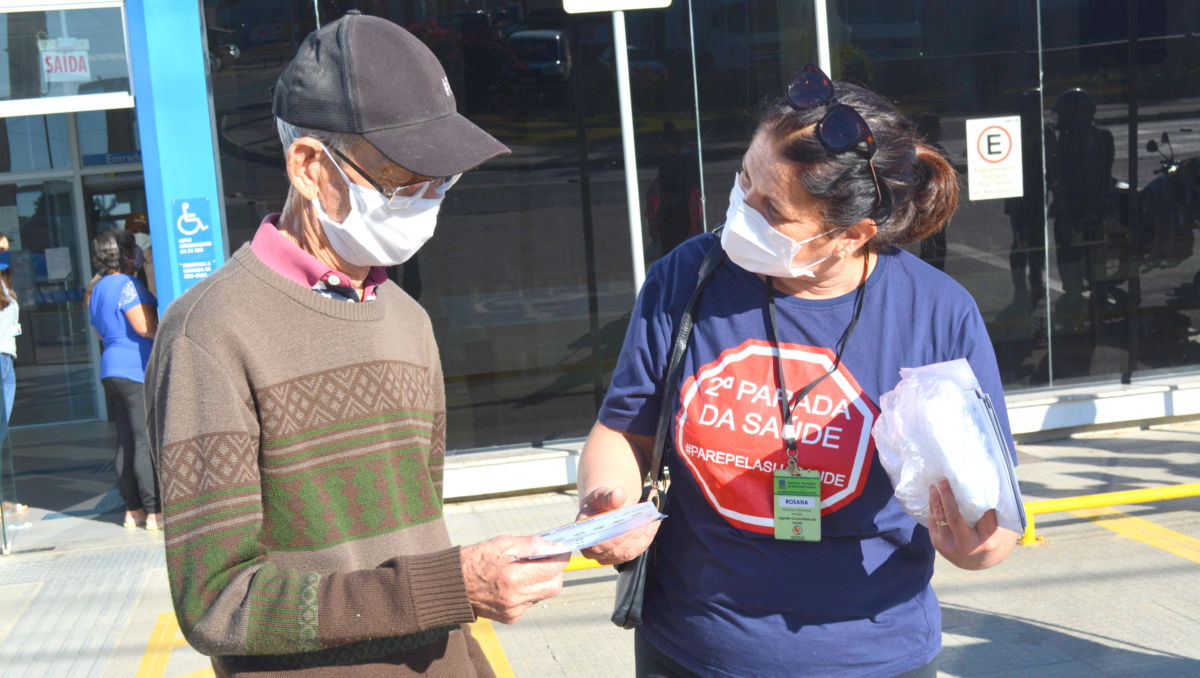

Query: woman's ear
[
  {"left": 285, "top": 138, "right": 326, "bottom": 201},
  {"left": 843, "top": 218, "right": 878, "bottom": 254}
]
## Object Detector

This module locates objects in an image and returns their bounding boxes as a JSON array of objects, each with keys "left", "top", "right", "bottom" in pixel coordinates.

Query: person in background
[
  {"left": 124, "top": 212, "right": 155, "bottom": 296},
  {"left": 1050, "top": 88, "right": 1114, "bottom": 316},
  {"left": 646, "top": 121, "right": 702, "bottom": 259},
  {"left": 1005, "top": 89, "right": 1055, "bottom": 307},
  {"left": 577, "top": 64, "right": 1019, "bottom": 677},
  {"left": 0, "top": 234, "right": 25, "bottom": 518},
  {"left": 88, "top": 229, "right": 160, "bottom": 530}
]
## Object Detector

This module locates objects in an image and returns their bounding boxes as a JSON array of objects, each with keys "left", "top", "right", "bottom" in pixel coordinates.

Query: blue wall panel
[{"left": 125, "top": 0, "right": 224, "bottom": 308}]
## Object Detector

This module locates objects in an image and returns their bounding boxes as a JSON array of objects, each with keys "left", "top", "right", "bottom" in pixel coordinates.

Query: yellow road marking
[
  {"left": 470, "top": 618, "right": 516, "bottom": 678},
  {"left": 136, "top": 611, "right": 511, "bottom": 678},
  {"left": 567, "top": 555, "right": 602, "bottom": 571},
  {"left": 135, "top": 612, "right": 212, "bottom": 678},
  {"left": 1072, "top": 506, "right": 1200, "bottom": 564}
]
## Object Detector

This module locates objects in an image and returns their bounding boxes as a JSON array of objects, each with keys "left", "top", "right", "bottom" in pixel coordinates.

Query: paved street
[{"left": 1, "top": 420, "right": 1198, "bottom": 677}]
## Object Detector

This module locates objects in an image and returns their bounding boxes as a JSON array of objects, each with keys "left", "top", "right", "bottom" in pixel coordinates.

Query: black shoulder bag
[{"left": 611, "top": 236, "right": 725, "bottom": 629}]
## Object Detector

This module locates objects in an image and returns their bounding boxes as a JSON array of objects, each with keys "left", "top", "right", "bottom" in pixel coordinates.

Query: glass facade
[
  {"left": 824, "top": 0, "right": 1200, "bottom": 387},
  {"left": 0, "top": 6, "right": 132, "bottom": 112},
  {"left": 0, "top": 0, "right": 150, "bottom": 450},
  {"left": 0, "top": 106, "right": 143, "bottom": 430},
  {"left": 2, "top": 114, "right": 72, "bottom": 172},
  {"left": 201, "top": 1, "right": 1200, "bottom": 452},
  {"left": 5, "top": 172, "right": 96, "bottom": 425}
]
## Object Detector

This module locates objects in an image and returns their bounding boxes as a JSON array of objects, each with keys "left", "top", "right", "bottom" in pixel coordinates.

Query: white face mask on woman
[
  {"left": 720, "top": 174, "right": 838, "bottom": 279},
  {"left": 312, "top": 145, "right": 449, "bottom": 267}
]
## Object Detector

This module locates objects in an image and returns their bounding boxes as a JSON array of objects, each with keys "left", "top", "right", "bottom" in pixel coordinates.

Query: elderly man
[{"left": 144, "top": 12, "right": 566, "bottom": 677}]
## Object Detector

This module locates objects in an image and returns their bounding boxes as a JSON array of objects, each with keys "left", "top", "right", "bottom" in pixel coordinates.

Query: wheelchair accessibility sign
[
  {"left": 170, "top": 198, "right": 217, "bottom": 287},
  {"left": 176, "top": 201, "right": 209, "bottom": 236}
]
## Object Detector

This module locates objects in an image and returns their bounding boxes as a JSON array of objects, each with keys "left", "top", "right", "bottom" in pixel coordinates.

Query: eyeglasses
[
  {"left": 786, "top": 64, "right": 882, "bottom": 206},
  {"left": 328, "top": 146, "right": 461, "bottom": 208}
]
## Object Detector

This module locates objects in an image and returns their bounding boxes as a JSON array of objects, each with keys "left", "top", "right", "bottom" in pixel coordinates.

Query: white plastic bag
[{"left": 872, "top": 359, "right": 1024, "bottom": 533}]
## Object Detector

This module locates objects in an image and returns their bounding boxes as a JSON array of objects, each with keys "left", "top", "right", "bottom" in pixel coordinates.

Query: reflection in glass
[
  {"left": 202, "top": 0, "right": 1200, "bottom": 446},
  {"left": 202, "top": 2, "right": 714, "bottom": 450},
  {"left": 646, "top": 121, "right": 702, "bottom": 260},
  {"left": 1, "top": 181, "right": 96, "bottom": 425},
  {"left": 84, "top": 172, "right": 148, "bottom": 240},
  {"left": 398, "top": 7, "right": 655, "bottom": 450},
  {"left": 829, "top": 0, "right": 1047, "bottom": 389},
  {"left": 1118, "top": 0, "right": 1200, "bottom": 376},
  {"left": 0, "top": 8, "right": 131, "bottom": 102},
  {"left": 1012, "top": 2, "right": 1132, "bottom": 386},
  {"left": 1005, "top": 90, "right": 1050, "bottom": 311},
  {"left": 0, "top": 114, "right": 71, "bottom": 173},
  {"left": 202, "top": 0, "right": 311, "bottom": 250},
  {"left": 77, "top": 108, "right": 140, "bottom": 166},
  {"left": 1048, "top": 88, "right": 1116, "bottom": 326}
]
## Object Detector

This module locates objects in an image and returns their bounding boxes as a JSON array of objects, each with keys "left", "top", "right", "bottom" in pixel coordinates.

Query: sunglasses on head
[{"left": 786, "top": 64, "right": 882, "bottom": 206}]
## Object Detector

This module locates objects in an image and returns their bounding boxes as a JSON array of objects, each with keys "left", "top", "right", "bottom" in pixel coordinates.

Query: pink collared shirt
[{"left": 250, "top": 214, "right": 388, "bottom": 302}]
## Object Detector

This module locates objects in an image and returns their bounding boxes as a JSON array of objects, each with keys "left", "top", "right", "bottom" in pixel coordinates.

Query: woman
[
  {"left": 89, "top": 229, "right": 160, "bottom": 530},
  {"left": 577, "top": 65, "right": 1019, "bottom": 678},
  {"left": 0, "top": 234, "right": 25, "bottom": 517},
  {"left": 124, "top": 212, "right": 155, "bottom": 297}
]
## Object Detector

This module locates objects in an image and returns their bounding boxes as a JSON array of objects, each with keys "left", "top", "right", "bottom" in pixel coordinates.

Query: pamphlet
[{"left": 521, "top": 501, "right": 665, "bottom": 559}]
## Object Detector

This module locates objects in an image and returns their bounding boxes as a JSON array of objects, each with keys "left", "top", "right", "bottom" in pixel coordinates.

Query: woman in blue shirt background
[{"left": 89, "top": 229, "right": 160, "bottom": 530}]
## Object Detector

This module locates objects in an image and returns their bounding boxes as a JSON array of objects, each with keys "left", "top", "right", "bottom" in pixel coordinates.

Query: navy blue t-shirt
[
  {"left": 89, "top": 273, "right": 156, "bottom": 383},
  {"left": 599, "top": 235, "right": 1016, "bottom": 678}
]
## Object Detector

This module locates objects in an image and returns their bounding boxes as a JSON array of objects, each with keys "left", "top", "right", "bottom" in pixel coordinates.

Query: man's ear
[{"left": 286, "top": 138, "right": 326, "bottom": 201}]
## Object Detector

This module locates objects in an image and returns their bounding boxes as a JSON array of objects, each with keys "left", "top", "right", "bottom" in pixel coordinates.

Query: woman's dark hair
[
  {"left": 0, "top": 269, "right": 12, "bottom": 310},
  {"left": 757, "top": 81, "right": 959, "bottom": 250},
  {"left": 91, "top": 229, "right": 137, "bottom": 275}
]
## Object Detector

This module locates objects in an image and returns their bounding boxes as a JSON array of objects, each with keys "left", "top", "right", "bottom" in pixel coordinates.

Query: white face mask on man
[
  {"left": 720, "top": 174, "right": 838, "bottom": 279},
  {"left": 312, "top": 144, "right": 452, "bottom": 267}
]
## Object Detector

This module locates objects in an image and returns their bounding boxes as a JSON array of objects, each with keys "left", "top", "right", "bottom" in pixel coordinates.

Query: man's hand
[
  {"left": 927, "top": 478, "right": 1019, "bottom": 570},
  {"left": 461, "top": 536, "right": 568, "bottom": 624},
  {"left": 577, "top": 486, "right": 660, "bottom": 566}
]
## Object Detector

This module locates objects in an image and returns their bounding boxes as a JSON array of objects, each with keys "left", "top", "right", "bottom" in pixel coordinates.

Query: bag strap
[{"left": 646, "top": 234, "right": 725, "bottom": 488}]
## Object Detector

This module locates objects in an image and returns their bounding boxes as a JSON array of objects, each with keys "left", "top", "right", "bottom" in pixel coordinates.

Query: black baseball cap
[{"left": 272, "top": 11, "right": 510, "bottom": 177}]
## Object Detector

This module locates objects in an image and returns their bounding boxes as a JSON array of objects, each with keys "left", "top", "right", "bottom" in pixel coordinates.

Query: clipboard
[{"left": 971, "top": 387, "right": 1027, "bottom": 533}]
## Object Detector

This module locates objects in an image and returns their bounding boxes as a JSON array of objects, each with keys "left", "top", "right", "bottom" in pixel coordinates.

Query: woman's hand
[
  {"left": 577, "top": 486, "right": 661, "bottom": 566},
  {"left": 927, "top": 478, "right": 1018, "bottom": 570},
  {"left": 576, "top": 422, "right": 658, "bottom": 566}
]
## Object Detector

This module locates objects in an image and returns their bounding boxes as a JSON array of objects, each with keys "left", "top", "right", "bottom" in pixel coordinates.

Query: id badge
[{"left": 773, "top": 467, "right": 821, "bottom": 541}]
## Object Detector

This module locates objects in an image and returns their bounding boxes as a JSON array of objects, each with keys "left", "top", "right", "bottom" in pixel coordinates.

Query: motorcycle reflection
[
  {"left": 1114, "top": 130, "right": 1200, "bottom": 273},
  {"left": 1108, "top": 129, "right": 1200, "bottom": 368},
  {"left": 1049, "top": 123, "right": 1200, "bottom": 379}
]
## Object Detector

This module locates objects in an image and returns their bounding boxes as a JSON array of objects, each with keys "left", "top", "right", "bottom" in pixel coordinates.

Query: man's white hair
[{"left": 275, "top": 118, "right": 361, "bottom": 158}]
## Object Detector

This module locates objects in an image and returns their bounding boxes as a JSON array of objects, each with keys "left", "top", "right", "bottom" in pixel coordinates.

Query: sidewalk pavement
[{"left": 1, "top": 419, "right": 1198, "bottom": 677}]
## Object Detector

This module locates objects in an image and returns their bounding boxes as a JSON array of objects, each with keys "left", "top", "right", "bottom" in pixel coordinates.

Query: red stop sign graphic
[{"left": 674, "top": 339, "right": 878, "bottom": 534}]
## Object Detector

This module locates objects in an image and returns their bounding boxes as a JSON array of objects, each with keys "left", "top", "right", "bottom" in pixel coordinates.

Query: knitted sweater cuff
[
  {"left": 317, "top": 547, "right": 474, "bottom": 647},
  {"left": 404, "top": 546, "right": 475, "bottom": 629}
]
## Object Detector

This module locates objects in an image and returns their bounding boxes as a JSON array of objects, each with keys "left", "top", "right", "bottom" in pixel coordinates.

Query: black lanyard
[{"left": 766, "top": 257, "right": 868, "bottom": 458}]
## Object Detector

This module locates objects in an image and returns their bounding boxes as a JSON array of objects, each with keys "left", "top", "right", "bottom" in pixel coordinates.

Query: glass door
[
  {"left": 83, "top": 171, "right": 146, "bottom": 240},
  {"left": 7, "top": 178, "right": 95, "bottom": 425}
]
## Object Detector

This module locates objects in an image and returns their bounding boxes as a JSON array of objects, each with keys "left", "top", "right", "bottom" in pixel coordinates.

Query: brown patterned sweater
[{"left": 144, "top": 244, "right": 493, "bottom": 677}]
